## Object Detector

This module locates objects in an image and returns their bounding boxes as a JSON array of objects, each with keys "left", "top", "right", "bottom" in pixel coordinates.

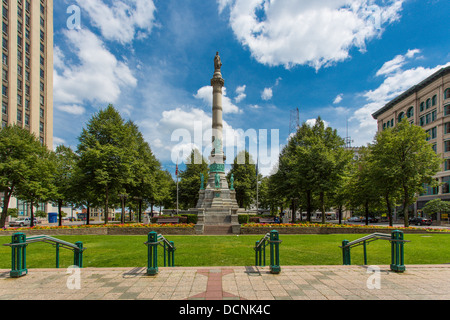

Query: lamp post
[{"left": 118, "top": 194, "right": 128, "bottom": 224}]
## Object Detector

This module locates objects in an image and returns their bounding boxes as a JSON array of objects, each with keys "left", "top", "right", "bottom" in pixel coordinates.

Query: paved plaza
[{"left": 1, "top": 265, "right": 450, "bottom": 301}]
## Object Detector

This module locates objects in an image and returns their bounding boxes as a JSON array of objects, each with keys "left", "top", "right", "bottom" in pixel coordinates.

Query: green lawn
[{"left": 1, "top": 234, "right": 449, "bottom": 269}]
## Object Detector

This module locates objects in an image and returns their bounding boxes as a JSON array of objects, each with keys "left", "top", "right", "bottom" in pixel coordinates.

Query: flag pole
[
  {"left": 176, "top": 159, "right": 179, "bottom": 215},
  {"left": 256, "top": 157, "right": 259, "bottom": 215}
]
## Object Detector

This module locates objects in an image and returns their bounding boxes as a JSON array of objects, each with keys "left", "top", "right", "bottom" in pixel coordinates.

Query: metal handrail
[
  {"left": 339, "top": 233, "right": 410, "bottom": 249},
  {"left": 3, "top": 235, "right": 85, "bottom": 252},
  {"left": 254, "top": 233, "right": 270, "bottom": 250},
  {"left": 144, "top": 234, "right": 176, "bottom": 251}
]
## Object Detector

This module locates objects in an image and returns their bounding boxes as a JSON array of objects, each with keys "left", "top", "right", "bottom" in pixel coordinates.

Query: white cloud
[
  {"left": 306, "top": 118, "right": 330, "bottom": 128},
  {"left": 376, "top": 49, "right": 420, "bottom": 77},
  {"left": 333, "top": 94, "right": 343, "bottom": 104},
  {"left": 218, "top": 0, "right": 404, "bottom": 70},
  {"left": 235, "top": 85, "right": 247, "bottom": 103},
  {"left": 53, "top": 29, "right": 137, "bottom": 106},
  {"left": 261, "top": 87, "right": 273, "bottom": 101},
  {"left": 194, "top": 86, "right": 242, "bottom": 114},
  {"left": 350, "top": 56, "right": 450, "bottom": 146},
  {"left": 56, "top": 105, "right": 86, "bottom": 115},
  {"left": 76, "top": 0, "right": 157, "bottom": 44},
  {"left": 52, "top": 137, "right": 66, "bottom": 151}
]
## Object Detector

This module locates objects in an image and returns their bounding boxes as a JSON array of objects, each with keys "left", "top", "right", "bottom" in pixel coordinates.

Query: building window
[
  {"left": 426, "top": 127, "right": 437, "bottom": 141},
  {"left": 444, "top": 88, "right": 450, "bottom": 100},
  {"left": 445, "top": 159, "right": 450, "bottom": 171},
  {"left": 24, "top": 114, "right": 29, "bottom": 126},
  {"left": 442, "top": 176, "right": 450, "bottom": 194},
  {"left": 445, "top": 140, "right": 450, "bottom": 152},
  {"left": 420, "top": 102, "right": 425, "bottom": 112},
  {"left": 407, "top": 107, "right": 414, "bottom": 118},
  {"left": 398, "top": 112, "right": 405, "bottom": 123},
  {"left": 426, "top": 98, "right": 431, "bottom": 109},
  {"left": 39, "top": 121, "right": 44, "bottom": 133},
  {"left": 432, "top": 95, "right": 437, "bottom": 106},
  {"left": 2, "top": 101, "right": 7, "bottom": 115}
]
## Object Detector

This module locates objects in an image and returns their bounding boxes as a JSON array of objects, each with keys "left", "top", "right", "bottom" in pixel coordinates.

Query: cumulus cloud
[
  {"left": 235, "top": 85, "right": 247, "bottom": 103},
  {"left": 350, "top": 50, "right": 450, "bottom": 146},
  {"left": 333, "top": 94, "right": 344, "bottom": 104},
  {"left": 76, "top": 0, "right": 157, "bottom": 44},
  {"left": 261, "top": 87, "right": 273, "bottom": 101},
  {"left": 53, "top": 29, "right": 137, "bottom": 109},
  {"left": 56, "top": 105, "right": 86, "bottom": 115},
  {"left": 218, "top": 0, "right": 404, "bottom": 70}
]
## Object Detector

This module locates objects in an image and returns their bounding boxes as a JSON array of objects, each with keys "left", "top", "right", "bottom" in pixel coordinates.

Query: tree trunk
[
  {"left": 58, "top": 200, "right": 63, "bottom": 227},
  {"left": 320, "top": 192, "right": 325, "bottom": 224},
  {"left": 403, "top": 186, "right": 409, "bottom": 227},
  {"left": 0, "top": 187, "right": 12, "bottom": 228},
  {"left": 104, "top": 186, "right": 109, "bottom": 224},
  {"left": 385, "top": 193, "right": 393, "bottom": 227},
  {"left": 30, "top": 200, "right": 35, "bottom": 228},
  {"left": 306, "top": 190, "right": 312, "bottom": 222},
  {"left": 365, "top": 200, "right": 369, "bottom": 226},
  {"left": 87, "top": 206, "right": 90, "bottom": 225},
  {"left": 338, "top": 206, "right": 342, "bottom": 225}
]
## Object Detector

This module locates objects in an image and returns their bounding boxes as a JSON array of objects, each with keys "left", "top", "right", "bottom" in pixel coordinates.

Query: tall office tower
[
  {"left": 1, "top": 0, "right": 53, "bottom": 148},
  {"left": 1, "top": 0, "right": 53, "bottom": 216}
]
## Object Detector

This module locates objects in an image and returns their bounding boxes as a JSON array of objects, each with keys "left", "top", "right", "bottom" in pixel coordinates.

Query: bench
[
  {"left": 259, "top": 218, "right": 275, "bottom": 224},
  {"left": 156, "top": 218, "right": 180, "bottom": 224}
]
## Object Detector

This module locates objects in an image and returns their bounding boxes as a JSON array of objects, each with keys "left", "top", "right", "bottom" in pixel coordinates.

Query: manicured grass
[{"left": 1, "top": 234, "right": 449, "bottom": 269}]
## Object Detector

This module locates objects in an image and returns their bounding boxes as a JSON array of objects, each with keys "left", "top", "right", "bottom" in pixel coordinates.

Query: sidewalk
[{"left": 1, "top": 265, "right": 450, "bottom": 300}]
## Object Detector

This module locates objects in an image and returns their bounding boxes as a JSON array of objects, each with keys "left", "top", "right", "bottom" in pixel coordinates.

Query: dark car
[
  {"left": 409, "top": 217, "right": 432, "bottom": 226},
  {"left": 368, "top": 217, "right": 379, "bottom": 223}
]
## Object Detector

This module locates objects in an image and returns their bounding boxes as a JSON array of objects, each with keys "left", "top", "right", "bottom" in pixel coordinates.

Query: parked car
[
  {"left": 347, "top": 216, "right": 362, "bottom": 222},
  {"left": 368, "top": 217, "right": 379, "bottom": 223},
  {"left": 9, "top": 217, "right": 38, "bottom": 227},
  {"left": 409, "top": 217, "right": 432, "bottom": 226}
]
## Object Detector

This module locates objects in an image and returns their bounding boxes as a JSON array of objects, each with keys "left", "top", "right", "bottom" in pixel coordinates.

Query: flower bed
[
  {"left": 241, "top": 222, "right": 450, "bottom": 234},
  {"left": 0, "top": 223, "right": 196, "bottom": 236}
]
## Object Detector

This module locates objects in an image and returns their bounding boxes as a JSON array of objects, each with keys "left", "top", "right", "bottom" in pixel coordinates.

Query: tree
[
  {"left": 422, "top": 199, "right": 450, "bottom": 221},
  {"left": 77, "top": 105, "right": 137, "bottom": 224},
  {"left": 276, "top": 117, "right": 351, "bottom": 223},
  {"left": 50, "top": 145, "right": 78, "bottom": 226},
  {"left": 227, "top": 150, "right": 257, "bottom": 209},
  {"left": 0, "top": 125, "right": 55, "bottom": 228},
  {"left": 345, "top": 146, "right": 382, "bottom": 225},
  {"left": 178, "top": 149, "right": 209, "bottom": 210},
  {"left": 373, "top": 118, "right": 442, "bottom": 227}
]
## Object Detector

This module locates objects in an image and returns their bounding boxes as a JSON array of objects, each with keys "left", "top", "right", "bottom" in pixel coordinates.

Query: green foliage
[
  {"left": 422, "top": 198, "right": 450, "bottom": 219},
  {"left": 34, "top": 210, "right": 47, "bottom": 218},
  {"left": 371, "top": 118, "right": 442, "bottom": 226},
  {"left": 227, "top": 150, "right": 257, "bottom": 209},
  {"left": 0, "top": 125, "right": 56, "bottom": 227},
  {"left": 7, "top": 208, "right": 18, "bottom": 218},
  {"left": 178, "top": 149, "right": 209, "bottom": 210}
]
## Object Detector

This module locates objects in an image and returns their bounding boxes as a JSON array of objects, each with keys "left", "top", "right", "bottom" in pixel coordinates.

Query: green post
[
  {"left": 269, "top": 230, "right": 281, "bottom": 274},
  {"left": 169, "top": 241, "right": 175, "bottom": 267},
  {"left": 342, "top": 240, "right": 351, "bottom": 265},
  {"left": 56, "top": 243, "right": 60, "bottom": 269},
  {"left": 74, "top": 242, "right": 83, "bottom": 268},
  {"left": 147, "top": 232, "right": 159, "bottom": 275},
  {"left": 363, "top": 240, "right": 367, "bottom": 265},
  {"left": 255, "top": 241, "right": 260, "bottom": 266},
  {"left": 10, "top": 233, "right": 27, "bottom": 278},
  {"left": 390, "top": 230, "right": 405, "bottom": 273}
]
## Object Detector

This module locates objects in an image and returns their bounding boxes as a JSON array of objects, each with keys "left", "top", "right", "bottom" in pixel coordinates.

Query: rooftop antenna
[{"left": 289, "top": 107, "right": 300, "bottom": 135}]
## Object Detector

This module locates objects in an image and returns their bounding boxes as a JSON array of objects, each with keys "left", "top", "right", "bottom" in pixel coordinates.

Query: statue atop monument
[{"left": 214, "top": 52, "right": 222, "bottom": 71}]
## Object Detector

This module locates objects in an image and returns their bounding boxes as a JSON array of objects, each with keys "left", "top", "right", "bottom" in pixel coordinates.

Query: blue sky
[{"left": 52, "top": 0, "right": 450, "bottom": 176}]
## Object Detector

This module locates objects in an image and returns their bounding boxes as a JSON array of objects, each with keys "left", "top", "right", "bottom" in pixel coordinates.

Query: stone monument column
[
  {"left": 210, "top": 52, "right": 226, "bottom": 183},
  {"left": 193, "top": 52, "right": 242, "bottom": 235}
]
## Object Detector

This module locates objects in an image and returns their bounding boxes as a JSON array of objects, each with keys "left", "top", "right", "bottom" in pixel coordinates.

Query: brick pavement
[{"left": 1, "top": 265, "right": 450, "bottom": 300}]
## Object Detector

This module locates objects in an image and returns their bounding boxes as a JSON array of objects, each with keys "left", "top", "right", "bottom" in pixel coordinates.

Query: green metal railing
[
  {"left": 339, "top": 230, "right": 409, "bottom": 273},
  {"left": 254, "top": 230, "right": 281, "bottom": 274},
  {"left": 144, "top": 231, "right": 176, "bottom": 275},
  {"left": 3, "top": 233, "right": 85, "bottom": 278}
]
